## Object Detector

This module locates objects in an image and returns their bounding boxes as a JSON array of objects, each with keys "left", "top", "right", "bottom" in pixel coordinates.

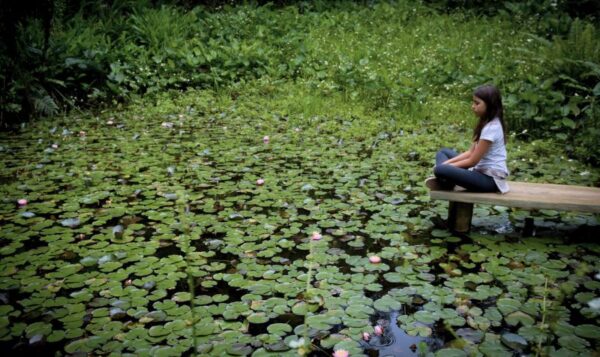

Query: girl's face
[{"left": 472, "top": 96, "right": 487, "bottom": 118}]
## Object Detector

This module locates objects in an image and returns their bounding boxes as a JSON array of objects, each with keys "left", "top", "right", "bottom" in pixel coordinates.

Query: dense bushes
[
  {"left": 0, "top": 3, "right": 313, "bottom": 123},
  {"left": 1, "top": 0, "right": 599, "bottom": 164}
]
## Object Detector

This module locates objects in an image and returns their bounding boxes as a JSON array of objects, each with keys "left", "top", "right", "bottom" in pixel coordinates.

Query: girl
[{"left": 430, "top": 84, "right": 509, "bottom": 193}]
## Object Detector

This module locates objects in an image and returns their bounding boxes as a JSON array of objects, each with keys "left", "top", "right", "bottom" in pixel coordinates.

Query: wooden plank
[{"left": 429, "top": 181, "right": 600, "bottom": 213}]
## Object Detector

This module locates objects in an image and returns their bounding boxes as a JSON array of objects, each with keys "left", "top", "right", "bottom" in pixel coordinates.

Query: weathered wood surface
[{"left": 429, "top": 181, "right": 600, "bottom": 213}]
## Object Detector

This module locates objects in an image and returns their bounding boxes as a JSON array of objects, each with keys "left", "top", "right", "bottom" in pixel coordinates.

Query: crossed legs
[{"left": 434, "top": 148, "right": 498, "bottom": 192}]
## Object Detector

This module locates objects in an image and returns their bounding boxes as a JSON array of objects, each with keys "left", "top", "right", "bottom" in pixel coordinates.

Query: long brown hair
[{"left": 472, "top": 85, "right": 507, "bottom": 144}]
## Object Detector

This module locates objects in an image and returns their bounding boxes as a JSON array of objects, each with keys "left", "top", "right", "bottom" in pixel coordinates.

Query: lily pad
[
  {"left": 574, "top": 324, "right": 600, "bottom": 339},
  {"left": 248, "top": 313, "right": 269, "bottom": 324},
  {"left": 497, "top": 298, "right": 521, "bottom": 315},
  {"left": 435, "top": 348, "right": 466, "bottom": 357},
  {"left": 60, "top": 218, "right": 81, "bottom": 228},
  {"left": 505, "top": 311, "right": 535, "bottom": 327},
  {"left": 501, "top": 333, "right": 528, "bottom": 351},
  {"left": 558, "top": 335, "right": 590, "bottom": 352}
]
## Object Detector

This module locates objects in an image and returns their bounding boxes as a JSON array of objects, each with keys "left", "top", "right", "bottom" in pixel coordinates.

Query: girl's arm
[
  {"left": 449, "top": 140, "right": 491, "bottom": 168},
  {"left": 443, "top": 142, "right": 476, "bottom": 164}
]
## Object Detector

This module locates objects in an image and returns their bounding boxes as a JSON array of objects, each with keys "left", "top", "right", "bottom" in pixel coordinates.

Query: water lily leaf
[
  {"left": 435, "top": 348, "right": 466, "bottom": 357},
  {"left": 431, "top": 229, "right": 451, "bottom": 238},
  {"left": 248, "top": 313, "right": 269, "bottom": 324},
  {"left": 558, "top": 335, "right": 590, "bottom": 352},
  {"left": 308, "top": 314, "right": 341, "bottom": 330},
  {"left": 478, "top": 340, "right": 510, "bottom": 356},
  {"left": 574, "top": 324, "right": 600, "bottom": 339},
  {"left": 227, "top": 343, "right": 253, "bottom": 356},
  {"left": 501, "top": 333, "right": 528, "bottom": 351},
  {"left": 79, "top": 256, "right": 97, "bottom": 267},
  {"left": 497, "top": 298, "right": 521, "bottom": 315},
  {"left": 505, "top": 311, "right": 535, "bottom": 327},
  {"left": 518, "top": 325, "right": 551, "bottom": 343},
  {"left": 383, "top": 272, "right": 403, "bottom": 283},
  {"left": 47, "top": 330, "right": 65, "bottom": 343},
  {"left": 25, "top": 322, "right": 52, "bottom": 338},
  {"left": 55, "top": 263, "right": 83, "bottom": 277},
  {"left": 292, "top": 302, "right": 315, "bottom": 316},
  {"left": 64, "top": 337, "right": 97, "bottom": 353},
  {"left": 415, "top": 310, "right": 437, "bottom": 324},
  {"left": 404, "top": 323, "right": 432, "bottom": 337},
  {"left": 172, "top": 292, "right": 191, "bottom": 302},
  {"left": 60, "top": 218, "right": 81, "bottom": 228},
  {"left": 148, "top": 326, "right": 169, "bottom": 337},
  {"left": 374, "top": 295, "right": 402, "bottom": 312},
  {"left": 267, "top": 323, "right": 292, "bottom": 336},
  {"left": 163, "top": 193, "right": 178, "bottom": 201},
  {"left": 456, "top": 328, "right": 483, "bottom": 344}
]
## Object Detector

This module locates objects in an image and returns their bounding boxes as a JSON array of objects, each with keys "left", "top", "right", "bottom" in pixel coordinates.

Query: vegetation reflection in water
[{"left": 1, "top": 92, "right": 600, "bottom": 356}]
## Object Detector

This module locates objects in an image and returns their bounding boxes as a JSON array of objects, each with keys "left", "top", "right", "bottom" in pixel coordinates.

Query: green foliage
[
  {"left": 0, "top": 86, "right": 599, "bottom": 355},
  {"left": 507, "top": 19, "right": 600, "bottom": 164},
  {"left": 2, "top": 0, "right": 600, "bottom": 163}
]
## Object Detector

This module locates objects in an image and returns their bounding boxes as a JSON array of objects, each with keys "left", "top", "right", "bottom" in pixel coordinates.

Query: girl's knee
[
  {"left": 434, "top": 164, "right": 449, "bottom": 177},
  {"left": 436, "top": 148, "right": 451, "bottom": 155}
]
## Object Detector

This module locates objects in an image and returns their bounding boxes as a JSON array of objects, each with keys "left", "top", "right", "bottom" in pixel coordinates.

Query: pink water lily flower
[
  {"left": 263, "top": 135, "right": 270, "bottom": 144},
  {"left": 311, "top": 231, "right": 322, "bottom": 241},
  {"left": 333, "top": 350, "right": 349, "bottom": 357},
  {"left": 374, "top": 325, "right": 384, "bottom": 336},
  {"left": 18, "top": 199, "right": 28, "bottom": 206},
  {"left": 256, "top": 178, "right": 265, "bottom": 186},
  {"left": 79, "top": 131, "right": 86, "bottom": 137},
  {"left": 369, "top": 256, "right": 381, "bottom": 264},
  {"left": 362, "top": 332, "right": 371, "bottom": 341}
]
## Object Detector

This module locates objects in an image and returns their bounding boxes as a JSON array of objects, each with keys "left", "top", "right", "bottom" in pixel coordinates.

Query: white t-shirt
[{"left": 473, "top": 118, "right": 508, "bottom": 174}]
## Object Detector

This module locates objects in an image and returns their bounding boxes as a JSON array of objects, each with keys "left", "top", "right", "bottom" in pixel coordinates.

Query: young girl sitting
[{"left": 430, "top": 84, "right": 509, "bottom": 193}]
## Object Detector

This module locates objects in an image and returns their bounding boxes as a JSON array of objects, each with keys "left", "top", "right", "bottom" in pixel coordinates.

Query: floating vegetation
[{"left": 1, "top": 93, "right": 599, "bottom": 356}]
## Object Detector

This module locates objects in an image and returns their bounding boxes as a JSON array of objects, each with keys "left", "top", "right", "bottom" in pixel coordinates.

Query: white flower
[{"left": 288, "top": 338, "right": 305, "bottom": 348}]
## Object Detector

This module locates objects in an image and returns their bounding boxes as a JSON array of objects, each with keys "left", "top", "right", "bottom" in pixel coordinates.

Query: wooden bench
[{"left": 425, "top": 177, "right": 600, "bottom": 233}]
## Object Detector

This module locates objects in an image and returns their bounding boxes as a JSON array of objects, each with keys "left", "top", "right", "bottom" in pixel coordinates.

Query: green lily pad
[
  {"left": 505, "top": 311, "right": 535, "bottom": 327},
  {"left": 148, "top": 325, "right": 169, "bottom": 337},
  {"left": 435, "top": 348, "right": 466, "bottom": 357},
  {"left": 501, "top": 333, "right": 528, "bottom": 351},
  {"left": 574, "top": 324, "right": 600, "bottom": 339},
  {"left": 558, "top": 335, "right": 590, "bottom": 352},
  {"left": 478, "top": 340, "right": 510, "bottom": 356},
  {"left": 248, "top": 313, "right": 269, "bottom": 324},
  {"left": 172, "top": 292, "right": 191, "bottom": 302},
  {"left": 374, "top": 295, "right": 402, "bottom": 312},
  {"left": 267, "top": 323, "right": 292, "bottom": 336},
  {"left": 497, "top": 298, "right": 521, "bottom": 315}
]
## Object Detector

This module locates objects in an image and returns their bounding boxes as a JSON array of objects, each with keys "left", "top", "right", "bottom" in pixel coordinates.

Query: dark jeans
[{"left": 434, "top": 148, "right": 498, "bottom": 192}]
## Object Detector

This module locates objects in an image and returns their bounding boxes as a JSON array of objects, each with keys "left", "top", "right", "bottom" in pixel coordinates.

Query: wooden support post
[
  {"left": 523, "top": 217, "right": 535, "bottom": 237},
  {"left": 448, "top": 201, "right": 474, "bottom": 233}
]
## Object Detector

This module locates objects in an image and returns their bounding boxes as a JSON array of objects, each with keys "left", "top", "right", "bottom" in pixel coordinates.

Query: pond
[{"left": 1, "top": 105, "right": 599, "bottom": 356}]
